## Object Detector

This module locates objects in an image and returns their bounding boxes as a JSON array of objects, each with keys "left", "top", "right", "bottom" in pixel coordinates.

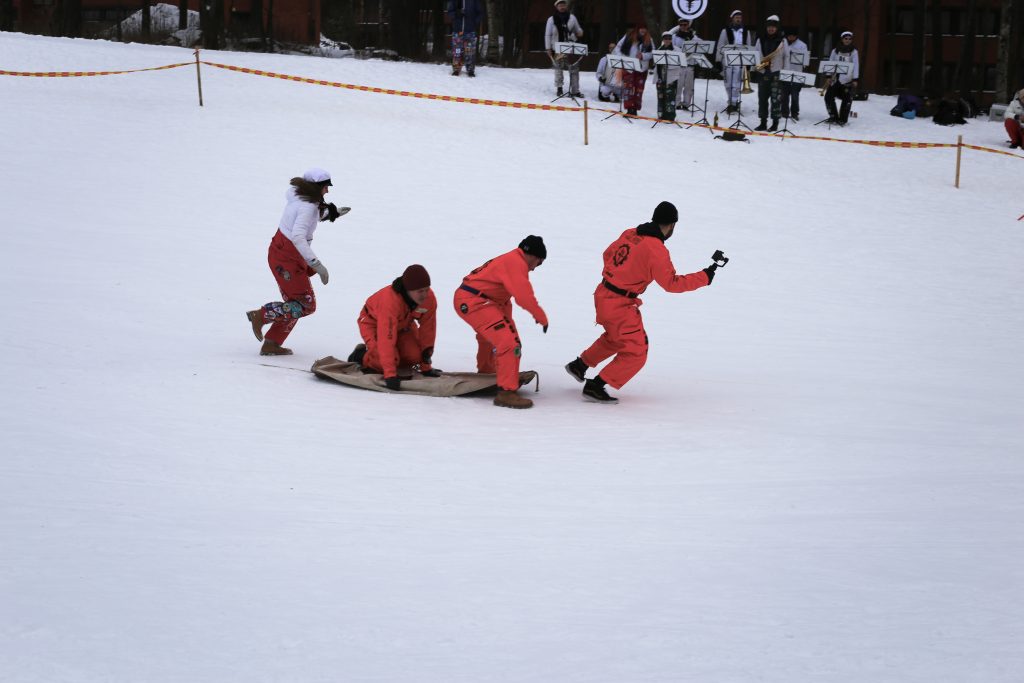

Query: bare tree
[
  {"left": 142, "top": 0, "right": 151, "bottom": 41},
  {"left": 0, "top": 0, "right": 14, "bottom": 32},
  {"left": 886, "top": 0, "right": 897, "bottom": 92},
  {"left": 927, "top": 0, "right": 942, "bottom": 94},
  {"left": 484, "top": 0, "right": 502, "bottom": 64},
  {"left": 179, "top": 0, "right": 188, "bottom": 30},
  {"left": 954, "top": 0, "right": 977, "bottom": 97},
  {"left": 910, "top": 0, "right": 925, "bottom": 90},
  {"left": 637, "top": 0, "right": 658, "bottom": 38},
  {"left": 995, "top": 0, "right": 1011, "bottom": 100}
]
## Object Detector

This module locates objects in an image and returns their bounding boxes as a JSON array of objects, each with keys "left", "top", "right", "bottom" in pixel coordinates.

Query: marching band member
[
  {"left": 654, "top": 31, "right": 683, "bottom": 121},
  {"left": 1005, "top": 88, "right": 1024, "bottom": 149},
  {"left": 824, "top": 31, "right": 860, "bottom": 126},
  {"left": 670, "top": 17, "right": 700, "bottom": 111},
  {"left": 716, "top": 9, "right": 757, "bottom": 114},
  {"left": 754, "top": 15, "right": 787, "bottom": 132},
  {"left": 781, "top": 26, "right": 809, "bottom": 120},
  {"left": 596, "top": 41, "right": 622, "bottom": 102},
  {"left": 545, "top": 0, "right": 584, "bottom": 97},
  {"left": 615, "top": 26, "right": 654, "bottom": 116}
]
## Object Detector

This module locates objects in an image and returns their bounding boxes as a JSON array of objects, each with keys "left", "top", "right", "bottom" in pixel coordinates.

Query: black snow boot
[
  {"left": 467, "top": 67, "right": 475, "bottom": 77},
  {"left": 754, "top": 118, "right": 768, "bottom": 131},
  {"left": 556, "top": 86, "right": 564, "bottom": 96},
  {"left": 768, "top": 118, "right": 779, "bottom": 132},
  {"left": 582, "top": 377, "right": 618, "bottom": 404},
  {"left": 565, "top": 357, "right": 587, "bottom": 383}
]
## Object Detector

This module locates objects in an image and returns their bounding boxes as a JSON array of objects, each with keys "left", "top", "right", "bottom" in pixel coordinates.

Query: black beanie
[
  {"left": 401, "top": 264, "right": 431, "bottom": 290},
  {"left": 519, "top": 235, "right": 547, "bottom": 260},
  {"left": 652, "top": 201, "right": 678, "bottom": 224}
]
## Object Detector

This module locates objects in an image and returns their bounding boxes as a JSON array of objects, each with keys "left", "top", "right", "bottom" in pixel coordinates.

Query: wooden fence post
[
  {"left": 954, "top": 135, "right": 963, "bottom": 188},
  {"left": 584, "top": 100, "right": 589, "bottom": 146},
  {"left": 194, "top": 48, "right": 204, "bottom": 107}
]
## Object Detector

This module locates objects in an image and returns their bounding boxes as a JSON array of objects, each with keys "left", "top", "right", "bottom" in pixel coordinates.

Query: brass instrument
[
  {"left": 753, "top": 42, "right": 786, "bottom": 72},
  {"left": 741, "top": 66, "right": 753, "bottom": 94},
  {"left": 818, "top": 75, "right": 834, "bottom": 96}
]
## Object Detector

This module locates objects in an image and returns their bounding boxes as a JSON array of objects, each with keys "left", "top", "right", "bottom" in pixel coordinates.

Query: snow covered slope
[{"left": 2, "top": 32, "right": 1022, "bottom": 682}]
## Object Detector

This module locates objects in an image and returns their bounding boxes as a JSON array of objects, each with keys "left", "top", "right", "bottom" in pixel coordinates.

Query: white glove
[{"left": 309, "top": 259, "right": 329, "bottom": 285}]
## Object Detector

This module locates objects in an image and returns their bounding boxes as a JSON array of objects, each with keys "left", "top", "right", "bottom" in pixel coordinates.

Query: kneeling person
[{"left": 352, "top": 264, "right": 438, "bottom": 391}]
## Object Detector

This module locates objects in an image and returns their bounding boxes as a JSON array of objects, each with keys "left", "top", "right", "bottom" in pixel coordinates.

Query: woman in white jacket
[
  {"left": 615, "top": 26, "right": 653, "bottom": 116},
  {"left": 246, "top": 168, "right": 345, "bottom": 355},
  {"left": 1005, "top": 88, "right": 1024, "bottom": 149}
]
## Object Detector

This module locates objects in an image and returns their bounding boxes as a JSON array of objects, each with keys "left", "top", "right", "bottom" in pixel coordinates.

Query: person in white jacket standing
[
  {"left": 246, "top": 168, "right": 347, "bottom": 355},
  {"left": 545, "top": 0, "right": 584, "bottom": 97},
  {"left": 1005, "top": 88, "right": 1024, "bottom": 149}
]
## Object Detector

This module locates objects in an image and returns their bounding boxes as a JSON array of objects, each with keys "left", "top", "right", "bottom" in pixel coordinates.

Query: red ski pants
[
  {"left": 454, "top": 290, "right": 522, "bottom": 391},
  {"left": 359, "top": 320, "right": 426, "bottom": 378},
  {"left": 1007, "top": 118, "right": 1023, "bottom": 146},
  {"left": 262, "top": 231, "right": 317, "bottom": 345},
  {"left": 580, "top": 289, "right": 648, "bottom": 390}
]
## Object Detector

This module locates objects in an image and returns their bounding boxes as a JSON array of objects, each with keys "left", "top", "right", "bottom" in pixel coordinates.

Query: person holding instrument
[
  {"left": 754, "top": 15, "right": 787, "bottom": 132},
  {"left": 824, "top": 31, "right": 859, "bottom": 126}
]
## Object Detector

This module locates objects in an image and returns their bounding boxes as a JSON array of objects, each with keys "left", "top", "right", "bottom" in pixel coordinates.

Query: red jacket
[
  {"left": 358, "top": 283, "right": 437, "bottom": 378},
  {"left": 461, "top": 248, "right": 548, "bottom": 326},
  {"left": 601, "top": 225, "right": 709, "bottom": 297}
]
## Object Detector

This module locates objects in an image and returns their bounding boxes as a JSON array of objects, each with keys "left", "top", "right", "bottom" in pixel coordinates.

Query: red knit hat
[{"left": 402, "top": 264, "right": 431, "bottom": 290}]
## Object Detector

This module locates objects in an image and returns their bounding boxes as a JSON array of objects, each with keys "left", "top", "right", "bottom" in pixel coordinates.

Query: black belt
[
  {"left": 602, "top": 279, "right": 639, "bottom": 299},
  {"left": 459, "top": 283, "right": 488, "bottom": 299}
]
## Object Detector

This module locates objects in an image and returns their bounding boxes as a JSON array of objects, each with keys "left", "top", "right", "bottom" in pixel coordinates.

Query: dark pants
[
  {"left": 757, "top": 71, "right": 781, "bottom": 120},
  {"left": 825, "top": 81, "right": 853, "bottom": 123},
  {"left": 780, "top": 80, "right": 801, "bottom": 118},
  {"left": 656, "top": 80, "right": 678, "bottom": 121}
]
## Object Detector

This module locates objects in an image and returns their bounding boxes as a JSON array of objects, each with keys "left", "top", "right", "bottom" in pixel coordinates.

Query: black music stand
[
  {"left": 681, "top": 39, "right": 715, "bottom": 122},
  {"left": 784, "top": 48, "right": 808, "bottom": 120},
  {"left": 723, "top": 47, "right": 758, "bottom": 131},
  {"left": 814, "top": 60, "right": 854, "bottom": 129},
  {"left": 651, "top": 49, "right": 686, "bottom": 129},
  {"left": 684, "top": 52, "right": 716, "bottom": 134},
  {"left": 602, "top": 55, "right": 642, "bottom": 124},
  {"left": 549, "top": 41, "right": 588, "bottom": 106},
  {"left": 776, "top": 70, "right": 812, "bottom": 139}
]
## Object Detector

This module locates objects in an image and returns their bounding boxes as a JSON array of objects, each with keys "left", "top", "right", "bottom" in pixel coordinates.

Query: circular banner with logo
[{"left": 673, "top": 0, "right": 708, "bottom": 20}]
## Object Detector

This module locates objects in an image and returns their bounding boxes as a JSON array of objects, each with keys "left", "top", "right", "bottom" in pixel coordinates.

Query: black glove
[
  {"left": 421, "top": 347, "right": 434, "bottom": 365},
  {"left": 421, "top": 368, "right": 443, "bottom": 378},
  {"left": 325, "top": 203, "right": 340, "bottom": 222},
  {"left": 542, "top": 324, "right": 548, "bottom": 333},
  {"left": 385, "top": 376, "right": 402, "bottom": 391},
  {"left": 703, "top": 266, "right": 716, "bottom": 284}
]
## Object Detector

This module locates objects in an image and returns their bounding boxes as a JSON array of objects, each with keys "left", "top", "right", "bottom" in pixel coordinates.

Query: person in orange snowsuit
[
  {"left": 454, "top": 236, "right": 549, "bottom": 409},
  {"left": 348, "top": 264, "right": 438, "bottom": 391},
  {"left": 565, "top": 201, "right": 719, "bottom": 403}
]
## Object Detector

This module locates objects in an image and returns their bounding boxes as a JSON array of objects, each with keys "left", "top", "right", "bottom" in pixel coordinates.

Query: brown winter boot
[
  {"left": 246, "top": 309, "right": 265, "bottom": 341},
  {"left": 494, "top": 390, "right": 533, "bottom": 409},
  {"left": 260, "top": 340, "right": 293, "bottom": 356}
]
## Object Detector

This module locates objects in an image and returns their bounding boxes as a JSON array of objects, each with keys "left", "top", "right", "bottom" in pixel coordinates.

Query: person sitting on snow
[{"left": 348, "top": 264, "right": 439, "bottom": 391}]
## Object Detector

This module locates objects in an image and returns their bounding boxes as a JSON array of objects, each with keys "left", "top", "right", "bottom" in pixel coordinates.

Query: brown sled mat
[{"left": 310, "top": 356, "right": 538, "bottom": 397}]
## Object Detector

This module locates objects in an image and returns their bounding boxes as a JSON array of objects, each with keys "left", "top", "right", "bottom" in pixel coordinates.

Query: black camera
[{"left": 711, "top": 250, "right": 729, "bottom": 268}]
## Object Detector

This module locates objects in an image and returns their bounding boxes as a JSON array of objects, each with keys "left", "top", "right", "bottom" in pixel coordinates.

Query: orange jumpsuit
[
  {"left": 454, "top": 248, "right": 548, "bottom": 391},
  {"left": 580, "top": 224, "right": 709, "bottom": 389},
  {"left": 358, "top": 282, "right": 437, "bottom": 379}
]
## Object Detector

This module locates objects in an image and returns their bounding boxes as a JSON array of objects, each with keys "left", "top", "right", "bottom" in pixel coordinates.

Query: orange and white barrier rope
[
  {"left": 0, "top": 62, "right": 191, "bottom": 77},
  {"left": 200, "top": 60, "right": 582, "bottom": 113}
]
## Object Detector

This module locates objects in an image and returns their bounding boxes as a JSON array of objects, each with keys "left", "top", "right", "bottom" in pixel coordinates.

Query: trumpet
[
  {"left": 818, "top": 75, "right": 833, "bottom": 96},
  {"left": 753, "top": 42, "right": 785, "bottom": 72},
  {"left": 741, "top": 66, "right": 753, "bottom": 94}
]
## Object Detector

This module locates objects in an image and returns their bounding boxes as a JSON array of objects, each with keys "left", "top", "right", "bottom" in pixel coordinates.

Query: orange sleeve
[
  {"left": 649, "top": 242, "right": 711, "bottom": 293},
  {"left": 501, "top": 252, "right": 546, "bottom": 322}
]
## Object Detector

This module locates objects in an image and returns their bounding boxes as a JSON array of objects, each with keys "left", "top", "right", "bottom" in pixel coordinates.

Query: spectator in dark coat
[{"left": 447, "top": 0, "right": 484, "bottom": 77}]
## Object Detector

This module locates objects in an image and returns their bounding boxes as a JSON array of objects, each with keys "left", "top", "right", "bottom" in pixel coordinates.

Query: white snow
[{"left": 1, "top": 32, "right": 1022, "bottom": 683}]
